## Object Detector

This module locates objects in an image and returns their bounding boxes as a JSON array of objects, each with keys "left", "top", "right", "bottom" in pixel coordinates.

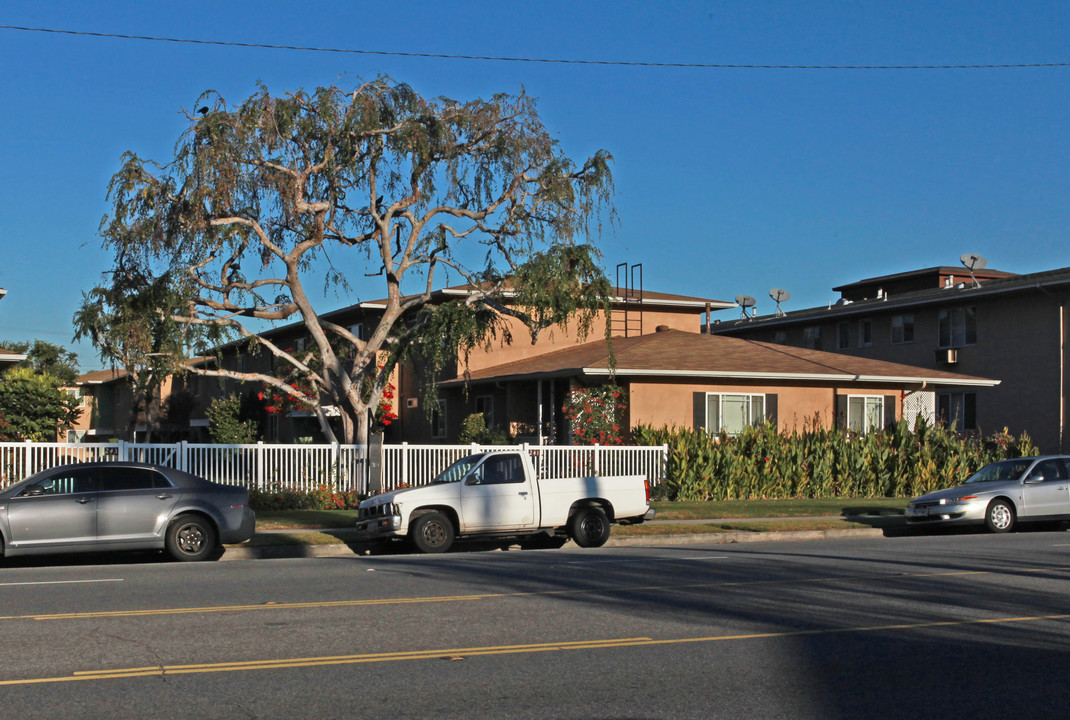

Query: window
[
  {"left": 706, "top": 393, "right": 765, "bottom": 436},
  {"left": 891, "top": 314, "right": 914, "bottom": 344},
  {"left": 772, "top": 331, "right": 787, "bottom": 345},
  {"left": 431, "top": 399, "right": 447, "bottom": 439},
  {"left": 475, "top": 395, "right": 494, "bottom": 428},
  {"left": 938, "top": 307, "right": 977, "bottom": 348},
  {"left": 350, "top": 323, "right": 364, "bottom": 341},
  {"left": 1027, "top": 459, "right": 1067, "bottom": 483},
  {"left": 847, "top": 396, "right": 884, "bottom": 433},
  {"left": 803, "top": 327, "right": 822, "bottom": 350},
  {"left": 472, "top": 454, "right": 525, "bottom": 485},
  {"left": 18, "top": 468, "right": 97, "bottom": 497},
  {"left": 98, "top": 467, "right": 171, "bottom": 492},
  {"left": 938, "top": 392, "right": 976, "bottom": 431},
  {"left": 859, "top": 319, "right": 873, "bottom": 347},
  {"left": 837, "top": 322, "right": 850, "bottom": 349}
]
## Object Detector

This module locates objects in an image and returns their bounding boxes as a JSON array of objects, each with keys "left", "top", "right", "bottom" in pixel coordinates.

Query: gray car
[
  {"left": 0, "top": 462, "right": 255, "bottom": 562},
  {"left": 906, "top": 456, "right": 1070, "bottom": 533}
]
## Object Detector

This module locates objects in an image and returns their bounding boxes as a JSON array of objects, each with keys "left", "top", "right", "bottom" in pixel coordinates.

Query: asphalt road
[{"left": 2, "top": 529, "right": 1070, "bottom": 719}]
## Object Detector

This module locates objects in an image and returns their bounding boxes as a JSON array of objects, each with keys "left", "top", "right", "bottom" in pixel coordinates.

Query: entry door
[
  {"left": 460, "top": 454, "right": 536, "bottom": 530},
  {"left": 1020, "top": 459, "right": 1070, "bottom": 518},
  {"left": 5, "top": 467, "right": 98, "bottom": 550}
]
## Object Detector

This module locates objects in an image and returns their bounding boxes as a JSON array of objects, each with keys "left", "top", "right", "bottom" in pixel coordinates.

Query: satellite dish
[
  {"left": 960, "top": 253, "right": 988, "bottom": 287},
  {"left": 735, "top": 294, "right": 757, "bottom": 319},
  {"left": 769, "top": 288, "right": 791, "bottom": 317}
]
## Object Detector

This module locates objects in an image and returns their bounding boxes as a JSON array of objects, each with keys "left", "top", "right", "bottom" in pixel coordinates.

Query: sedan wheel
[
  {"left": 985, "top": 500, "right": 1016, "bottom": 533},
  {"left": 166, "top": 514, "right": 218, "bottom": 561}
]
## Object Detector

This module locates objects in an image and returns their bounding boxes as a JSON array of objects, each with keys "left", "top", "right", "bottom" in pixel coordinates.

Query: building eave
[{"left": 580, "top": 367, "right": 1000, "bottom": 387}]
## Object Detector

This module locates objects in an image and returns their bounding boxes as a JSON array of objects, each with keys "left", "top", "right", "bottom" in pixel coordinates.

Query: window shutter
[
  {"left": 884, "top": 395, "right": 897, "bottom": 430},
  {"left": 765, "top": 394, "right": 778, "bottom": 428},
  {"left": 835, "top": 395, "right": 848, "bottom": 430},
  {"left": 693, "top": 392, "right": 706, "bottom": 432}
]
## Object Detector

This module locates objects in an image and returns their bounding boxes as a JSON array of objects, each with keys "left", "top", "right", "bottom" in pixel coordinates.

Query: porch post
[{"left": 537, "top": 380, "right": 544, "bottom": 446}]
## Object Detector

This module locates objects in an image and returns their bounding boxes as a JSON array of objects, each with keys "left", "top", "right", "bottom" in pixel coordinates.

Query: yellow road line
[
  {"left": 4, "top": 612, "right": 1070, "bottom": 687},
  {"left": 1, "top": 565, "right": 1067, "bottom": 622}
]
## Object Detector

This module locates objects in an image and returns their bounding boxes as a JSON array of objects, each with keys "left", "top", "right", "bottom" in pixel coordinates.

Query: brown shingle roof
[
  {"left": 445, "top": 329, "right": 997, "bottom": 387},
  {"left": 76, "top": 368, "right": 129, "bottom": 385}
]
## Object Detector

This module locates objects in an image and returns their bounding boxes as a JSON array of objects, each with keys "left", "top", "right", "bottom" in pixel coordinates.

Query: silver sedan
[
  {"left": 0, "top": 462, "right": 255, "bottom": 561},
  {"left": 906, "top": 456, "right": 1070, "bottom": 533}
]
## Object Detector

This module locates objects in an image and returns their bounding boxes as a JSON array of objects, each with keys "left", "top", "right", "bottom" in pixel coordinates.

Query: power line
[{"left": 2, "top": 24, "right": 1069, "bottom": 70}]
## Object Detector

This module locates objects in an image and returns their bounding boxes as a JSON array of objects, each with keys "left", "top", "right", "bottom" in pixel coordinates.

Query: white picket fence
[{"left": 0, "top": 441, "right": 667, "bottom": 494}]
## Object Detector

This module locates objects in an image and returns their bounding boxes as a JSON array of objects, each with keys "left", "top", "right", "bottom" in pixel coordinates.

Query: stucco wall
[{"left": 628, "top": 379, "right": 904, "bottom": 433}]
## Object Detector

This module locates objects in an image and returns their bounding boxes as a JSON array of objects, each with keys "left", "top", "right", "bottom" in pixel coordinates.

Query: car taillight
[{"left": 644, "top": 479, "right": 650, "bottom": 503}]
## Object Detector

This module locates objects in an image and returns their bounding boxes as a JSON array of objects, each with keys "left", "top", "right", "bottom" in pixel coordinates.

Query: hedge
[{"left": 632, "top": 418, "right": 1038, "bottom": 501}]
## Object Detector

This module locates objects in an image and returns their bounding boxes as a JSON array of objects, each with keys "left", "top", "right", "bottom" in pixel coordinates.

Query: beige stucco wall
[
  {"left": 462, "top": 306, "right": 702, "bottom": 372},
  {"left": 628, "top": 379, "right": 904, "bottom": 433}
]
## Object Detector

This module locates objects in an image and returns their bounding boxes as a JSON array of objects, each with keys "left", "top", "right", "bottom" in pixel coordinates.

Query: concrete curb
[{"left": 219, "top": 527, "right": 889, "bottom": 561}]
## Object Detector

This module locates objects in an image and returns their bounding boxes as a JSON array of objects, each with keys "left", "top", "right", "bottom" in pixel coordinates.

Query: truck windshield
[{"left": 431, "top": 455, "right": 483, "bottom": 484}]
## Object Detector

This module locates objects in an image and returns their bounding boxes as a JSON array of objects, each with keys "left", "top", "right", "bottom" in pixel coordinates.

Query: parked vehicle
[
  {"left": 355, "top": 451, "right": 654, "bottom": 552},
  {"left": 0, "top": 462, "right": 256, "bottom": 562},
  {"left": 905, "top": 456, "right": 1070, "bottom": 533}
]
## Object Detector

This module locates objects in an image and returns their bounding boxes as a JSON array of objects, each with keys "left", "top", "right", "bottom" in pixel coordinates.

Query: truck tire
[
  {"left": 568, "top": 507, "right": 611, "bottom": 548},
  {"left": 410, "top": 512, "right": 455, "bottom": 553}
]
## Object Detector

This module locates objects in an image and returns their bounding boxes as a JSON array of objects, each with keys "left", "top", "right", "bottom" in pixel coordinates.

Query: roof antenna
[
  {"left": 735, "top": 294, "right": 757, "bottom": 319},
  {"left": 960, "top": 253, "right": 988, "bottom": 288},
  {"left": 769, "top": 288, "right": 791, "bottom": 317}
]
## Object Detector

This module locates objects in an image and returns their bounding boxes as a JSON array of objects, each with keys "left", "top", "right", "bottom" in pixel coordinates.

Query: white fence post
[{"left": 1, "top": 440, "right": 666, "bottom": 491}]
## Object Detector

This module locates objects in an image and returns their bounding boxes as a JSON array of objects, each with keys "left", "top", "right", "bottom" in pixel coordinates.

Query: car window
[
  {"left": 474, "top": 454, "right": 525, "bottom": 485},
  {"left": 98, "top": 467, "right": 171, "bottom": 492},
  {"left": 965, "top": 459, "right": 1034, "bottom": 484},
  {"left": 18, "top": 468, "right": 97, "bottom": 496},
  {"left": 1027, "top": 459, "right": 1068, "bottom": 483}
]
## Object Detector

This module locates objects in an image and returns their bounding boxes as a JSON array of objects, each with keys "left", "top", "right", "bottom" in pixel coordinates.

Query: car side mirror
[
  {"left": 464, "top": 475, "right": 479, "bottom": 486},
  {"left": 1025, "top": 474, "right": 1045, "bottom": 484},
  {"left": 22, "top": 485, "right": 45, "bottom": 497}
]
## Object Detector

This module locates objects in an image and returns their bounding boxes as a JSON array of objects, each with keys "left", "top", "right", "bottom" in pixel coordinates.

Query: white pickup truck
[{"left": 354, "top": 451, "right": 654, "bottom": 553}]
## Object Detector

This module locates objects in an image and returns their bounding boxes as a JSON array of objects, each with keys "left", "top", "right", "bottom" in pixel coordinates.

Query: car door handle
[
  {"left": 78, "top": 497, "right": 95, "bottom": 504},
  {"left": 518, "top": 491, "right": 529, "bottom": 496},
  {"left": 156, "top": 494, "right": 173, "bottom": 500}
]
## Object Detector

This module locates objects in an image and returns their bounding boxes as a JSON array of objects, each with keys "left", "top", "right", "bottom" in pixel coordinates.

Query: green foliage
[
  {"left": 84, "top": 77, "right": 616, "bottom": 444},
  {"left": 2, "top": 340, "right": 80, "bottom": 385},
  {"left": 205, "top": 393, "right": 261, "bottom": 444},
  {"left": 0, "top": 367, "right": 82, "bottom": 441},
  {"left": 632, "top": 419, "right": 1039, "bottom": 501},
  {"left": 563, "top": 384, "right": 628, "bottom": 445},
  {"left": 458, "top": 412, "right": 511, "bottom": 444}
]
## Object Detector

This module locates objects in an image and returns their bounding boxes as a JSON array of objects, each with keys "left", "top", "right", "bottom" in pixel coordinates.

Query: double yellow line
[
  {"left": 6, "top": 610, "right": 1070, "bottom": 686},
  {"left": 0, "top": 638, "right": 653, "bottom": 686},
  {"left": 5, "top": 611, "right": 1070, "bottom": 686}
]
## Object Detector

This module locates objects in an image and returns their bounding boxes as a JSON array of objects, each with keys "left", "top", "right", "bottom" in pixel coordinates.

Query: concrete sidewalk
[{"left": 221, "top": 517, "right": 899, "bottom": 561}]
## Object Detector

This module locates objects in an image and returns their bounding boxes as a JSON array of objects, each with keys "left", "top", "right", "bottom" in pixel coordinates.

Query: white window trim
[
  {"left": 705, "top": 392, "right": 765, "bottom": 436},
  {"left": 847, "top": 395, "right": 884, "bottom": 433}
]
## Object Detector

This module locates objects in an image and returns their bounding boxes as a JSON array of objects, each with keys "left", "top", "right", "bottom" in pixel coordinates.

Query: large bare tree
[{"left": 77, "top": 78, "right": 615, "bottom": 445}]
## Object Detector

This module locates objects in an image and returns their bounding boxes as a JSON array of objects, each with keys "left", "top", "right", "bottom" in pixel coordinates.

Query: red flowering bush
[{"left": 562, "top": 384, "right": 628, "bottom": 445}]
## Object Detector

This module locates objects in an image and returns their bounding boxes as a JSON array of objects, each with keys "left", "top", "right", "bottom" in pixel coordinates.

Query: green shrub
[
  {"left": 633, "top": 420, "right": 1038, "bottom": 501},
  {"left": 249, "top": 483, "right": 362, "bottom": 511}
]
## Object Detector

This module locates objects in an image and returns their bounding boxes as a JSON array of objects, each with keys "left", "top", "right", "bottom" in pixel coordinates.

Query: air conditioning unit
[
  {"left": 936, "top": 348, "right": 959, "bottom": 364},
  {"left": 406, "top": 398, "right": 419, "bottom": 409}
]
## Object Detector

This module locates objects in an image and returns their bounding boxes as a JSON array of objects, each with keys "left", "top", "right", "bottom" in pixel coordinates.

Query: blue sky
[{"left": 2, "top": 1, "right": 1069, "bottom": 370}]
